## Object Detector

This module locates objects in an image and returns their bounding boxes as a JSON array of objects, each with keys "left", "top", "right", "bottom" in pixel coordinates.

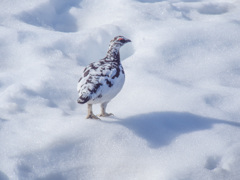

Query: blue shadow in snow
[
  {"left": 0, "top": 171, "right": 9, "bottom": 180},
  {"left": 18, "top": 0, "right": 82, "bottom": 32},
  {"left": 117, "top": 112, "right": 240, "bottom": 148},
  {"left": 0, "top": 118, "right": 8, "bottom": 130}
]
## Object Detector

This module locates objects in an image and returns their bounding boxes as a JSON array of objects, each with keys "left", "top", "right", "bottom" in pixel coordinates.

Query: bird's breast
[
  {"left": 88, "top": 70, "right": 125, "bottom": 104},
  {"left": 100, "top": 71, "right": 125, "bottom": 102}
]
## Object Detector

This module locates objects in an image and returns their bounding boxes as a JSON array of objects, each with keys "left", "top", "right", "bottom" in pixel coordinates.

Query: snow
[{"left": 1, "top": 0, "right": 240, "bottom": 179}]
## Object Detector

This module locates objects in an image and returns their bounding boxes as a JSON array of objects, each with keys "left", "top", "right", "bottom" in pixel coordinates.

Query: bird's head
[{"left": 109, "top": 36, "right": 131, "bottom": 48}]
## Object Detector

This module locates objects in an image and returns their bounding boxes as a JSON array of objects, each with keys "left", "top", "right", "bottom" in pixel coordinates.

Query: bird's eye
[{"left": 118, "top": 38, "right": 125, "bottom": 43}]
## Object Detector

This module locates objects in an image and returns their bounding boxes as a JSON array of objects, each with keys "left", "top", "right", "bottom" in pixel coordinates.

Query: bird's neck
[{"left": 105, "top": 44, "right": 121, "bottom": 62}]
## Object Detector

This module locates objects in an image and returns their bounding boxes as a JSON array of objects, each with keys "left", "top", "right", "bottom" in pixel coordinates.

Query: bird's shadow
[{"left": 106, "top": 112, "right": 240, "bottom": 148}]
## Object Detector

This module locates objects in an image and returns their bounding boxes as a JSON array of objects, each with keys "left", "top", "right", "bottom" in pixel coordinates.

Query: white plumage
[{"left": 77, "top": 36, "right": 131, "bottom": 119}]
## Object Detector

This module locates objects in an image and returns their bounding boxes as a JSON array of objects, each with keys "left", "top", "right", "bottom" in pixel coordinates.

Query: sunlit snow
[{"left": 1, "top": 0, "right": 240, "bottom": 180}]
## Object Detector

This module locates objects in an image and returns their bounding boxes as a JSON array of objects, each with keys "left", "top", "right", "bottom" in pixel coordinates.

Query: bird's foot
[
  {"left": 99, "top": 113, "right": 114, "bottom": 117},
  {"left": 86, "top": 113, "right": 100, "bottom": 120}
]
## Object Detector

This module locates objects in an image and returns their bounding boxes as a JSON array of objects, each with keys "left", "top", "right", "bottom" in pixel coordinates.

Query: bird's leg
[
  {"left": 86, "top": 104, "right": 100, "bottom": 119},
  {"left": 99, "top": 102, "right": 114, "bottom": 117}
]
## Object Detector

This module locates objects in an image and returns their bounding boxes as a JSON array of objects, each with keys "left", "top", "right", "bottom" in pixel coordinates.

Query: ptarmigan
[{"left": 77, "top": 36, "right": 131, "bottom": 119}]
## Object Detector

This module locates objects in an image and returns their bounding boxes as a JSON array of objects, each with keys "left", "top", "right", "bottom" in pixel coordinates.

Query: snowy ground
[{"left": 1, "top": 0, "right": 240, "bottom": 179}]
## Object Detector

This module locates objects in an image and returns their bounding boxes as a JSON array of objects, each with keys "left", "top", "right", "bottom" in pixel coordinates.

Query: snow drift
[{"left": 1, "top": 0, "right": 240, "bottom": 179}]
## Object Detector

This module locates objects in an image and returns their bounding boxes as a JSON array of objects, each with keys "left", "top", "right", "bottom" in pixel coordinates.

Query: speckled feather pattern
[{"left": 77, "top": 36, "right": 129, "bottom": 105}]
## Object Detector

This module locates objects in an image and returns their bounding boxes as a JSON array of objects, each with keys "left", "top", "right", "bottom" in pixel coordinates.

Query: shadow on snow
[
  {"left": 18, "top": 0, "right": 82, "bottom": 32},
  {"left": 116, "top": 112, "right": 240, "bottom": 148},
  {"left": 0, "top": 171, "right": 9, "bottom": 180}
]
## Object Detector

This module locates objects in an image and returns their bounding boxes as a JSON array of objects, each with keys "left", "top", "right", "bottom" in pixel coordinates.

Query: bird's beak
[{"left": 125, "top": 39, "right": 131, "bottom": 43}]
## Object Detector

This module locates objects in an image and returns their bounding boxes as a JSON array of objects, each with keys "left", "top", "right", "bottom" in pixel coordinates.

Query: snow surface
[{"left": 1, "top": 0, "right": 240, "bottom": 179}]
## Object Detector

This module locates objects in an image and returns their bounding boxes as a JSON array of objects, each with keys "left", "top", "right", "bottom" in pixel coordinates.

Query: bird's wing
[{"left": 77, "top": 62, "right": 115, "bottom": 104}]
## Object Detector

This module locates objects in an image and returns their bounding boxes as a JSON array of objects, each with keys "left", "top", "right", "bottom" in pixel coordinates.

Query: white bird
[{"left": 77, "top": 36, "right": 131, "bottom": 119}]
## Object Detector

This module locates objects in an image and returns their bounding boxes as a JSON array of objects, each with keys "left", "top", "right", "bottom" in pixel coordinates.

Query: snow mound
[{"left": 1, "top": 0, "right": 240, "bottom": 179}]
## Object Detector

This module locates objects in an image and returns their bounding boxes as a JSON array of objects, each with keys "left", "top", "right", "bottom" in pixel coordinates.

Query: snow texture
[{"left": 1, "top": 0, "right": 240, "bottom": 180}]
